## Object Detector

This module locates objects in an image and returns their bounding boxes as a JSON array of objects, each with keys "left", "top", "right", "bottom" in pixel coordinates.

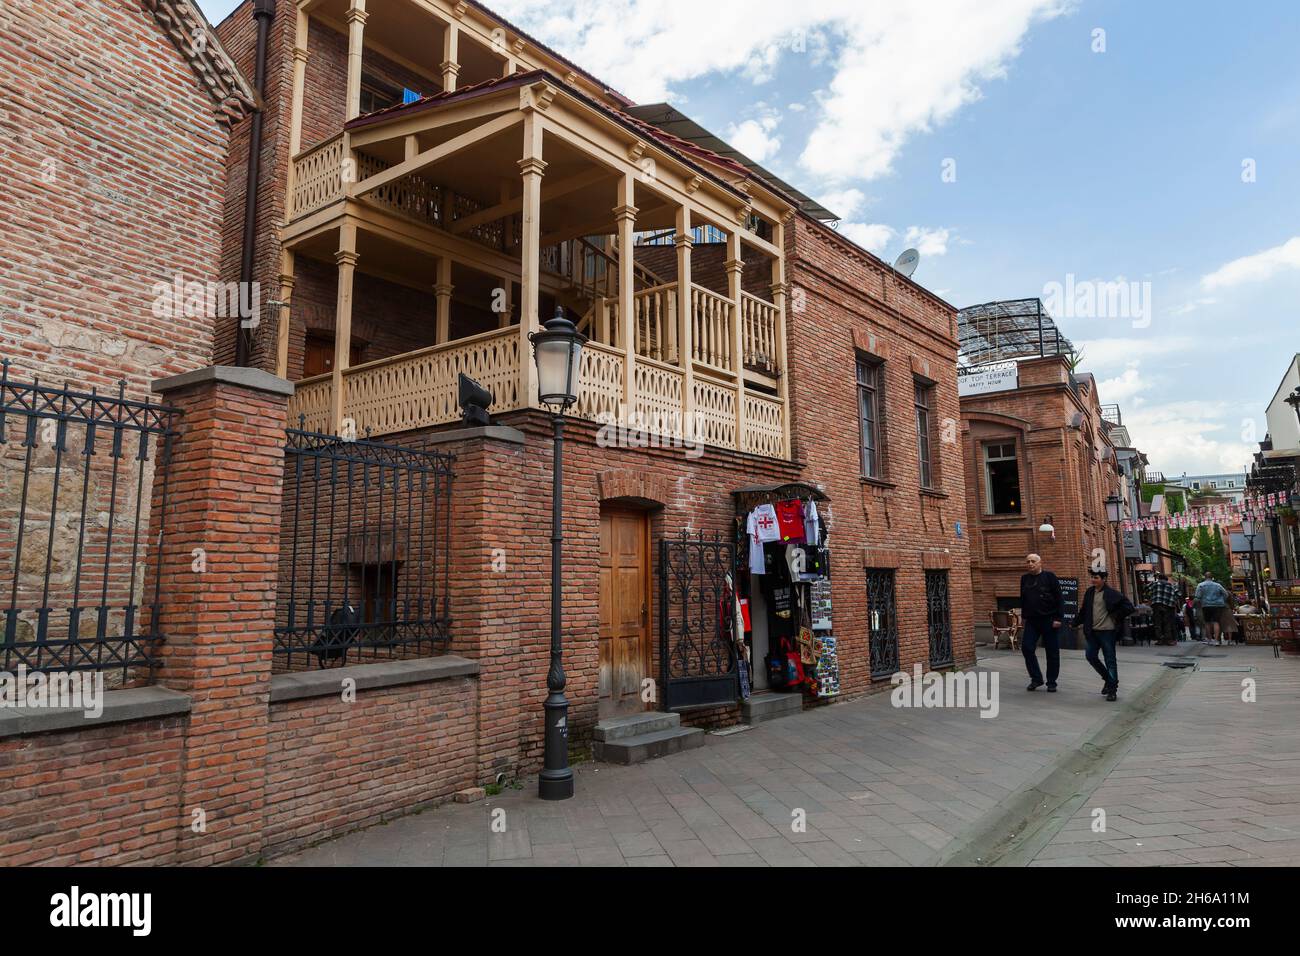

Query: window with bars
[
  {"left": 914, "top": 380, "right": 935, "bottom": 489},
  {"left": 857, "top": 357, "right": 885, "bottom": 479},
  {"left": 865, "top": 569, "right": 900, "bottom": 679},
  {"left": 925, "top": 569, "right": 953, "bottom": 668}
]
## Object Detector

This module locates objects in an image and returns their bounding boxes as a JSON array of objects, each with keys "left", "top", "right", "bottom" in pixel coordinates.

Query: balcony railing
[{"left": 287, "top": 328, "right": 787, "bottom": 457}]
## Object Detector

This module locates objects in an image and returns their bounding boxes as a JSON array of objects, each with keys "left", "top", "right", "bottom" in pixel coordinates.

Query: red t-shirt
[{"left": 774, "top": 499, "right": 805, "bottom": 543}]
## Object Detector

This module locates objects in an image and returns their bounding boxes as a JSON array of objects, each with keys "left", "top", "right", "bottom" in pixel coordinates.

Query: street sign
[{"left": 958, "top": 361, "right": 1018, "bottom": 397}]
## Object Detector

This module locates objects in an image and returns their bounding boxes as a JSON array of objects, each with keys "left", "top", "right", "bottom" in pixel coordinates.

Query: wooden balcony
[
  {"left": 287, "top": 325, "right": 787, "bottom": 457},
  {"left": 278, "top": 57, "right": 794, "bottom": 460}
]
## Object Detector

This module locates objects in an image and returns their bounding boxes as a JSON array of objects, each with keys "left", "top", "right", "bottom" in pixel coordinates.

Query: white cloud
[
  {"left": 837, "top": 222, "right": 895, "bottom": 254},
  {"left": 1168, "top": 297, "right": 1217, "bottom": 316},
  {"left": 1076, "top": 335, "right": 1199, "bottom": 371},
  {"left": 903, "top": 226, "right": 951, "bottom": 257},
  {"left": 725, "top": 115, "right": 782, "bottom": 162},
  {"left": 817, "top": 187, "right": 868, "bottom": 219},
  {"left": 1201, "top": 236, "right": 1300, "bottom": 290},
  {"left": 490, "top": 0, "right": 1066, "bottom": 184},
  {"left": 1093, "top": 361, "right": 1254, "bottom": 475}
]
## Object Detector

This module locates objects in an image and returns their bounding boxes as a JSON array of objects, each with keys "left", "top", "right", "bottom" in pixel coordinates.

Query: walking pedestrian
[
  {"left": 1194, "top": 572, "right": 1231, "bottom": 646},
  {"left": 1074, "top": 569, "right": 1134, "bottom": 702},
  {"left": 1147, "top": 572, "right": 1180, "bottom": 645},
  {"left": 1019, "top": 553, "right": 1064, "bottom": 692}
]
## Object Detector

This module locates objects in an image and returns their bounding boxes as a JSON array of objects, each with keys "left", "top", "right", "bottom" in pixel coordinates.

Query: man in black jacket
[
  {"left": 1073, "top": 569, "right": 1134, "bottom": 702},
  {"left": 1019, "top": 553, "right": 1064, "bottom": 691}
]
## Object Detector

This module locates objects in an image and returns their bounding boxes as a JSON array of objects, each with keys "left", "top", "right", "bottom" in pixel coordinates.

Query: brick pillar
[{"left": 150, "top": 366, "right": 292, "bottom": 865}]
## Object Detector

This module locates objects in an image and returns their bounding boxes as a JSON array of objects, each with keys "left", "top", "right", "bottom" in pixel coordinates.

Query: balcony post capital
[
  {"left": 335, "top": 249, "right": 360, "bottom": 269},
  {"left": 517, "top": 156, "right": 548, "bottom": 178},
  {"left": 613, "top": 203, "right": 638, "bottom": 223}
]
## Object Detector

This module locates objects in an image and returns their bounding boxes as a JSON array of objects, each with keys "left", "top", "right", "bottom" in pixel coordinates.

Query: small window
[
  {"left": 983, "top": 442, "right": 1022, "bottom": 515},
  {"left": 914, "top": 380, "right": 934, "bottom": 489},
  {"left": 857, "top": 358, "right": 884, "bottom": 479},
  {"left": 359, "top": 76, "right": 403, "bottom": 115}
]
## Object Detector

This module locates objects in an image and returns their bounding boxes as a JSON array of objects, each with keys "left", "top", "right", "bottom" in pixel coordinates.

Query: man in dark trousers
[
  {"left": 1073, "top": 569, "right": 1134, "bottom": 701},
  {"left": 1019, "top": 553, "right": 1064, "bottom": 691}
]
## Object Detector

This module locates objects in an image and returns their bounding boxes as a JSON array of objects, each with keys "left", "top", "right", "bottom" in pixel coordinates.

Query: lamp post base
[{"left": 538, "top": 692, "right": 573, "bottom": 800}]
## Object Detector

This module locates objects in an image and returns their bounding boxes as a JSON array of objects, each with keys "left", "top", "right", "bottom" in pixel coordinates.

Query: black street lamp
[{"left": 529, "top": 307, "right": 586, "bottom": 801}]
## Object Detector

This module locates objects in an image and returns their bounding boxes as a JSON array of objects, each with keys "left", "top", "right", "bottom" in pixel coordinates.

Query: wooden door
[
  {"left": 304, "top": 333, "right": 362, "bottom": 378},
  {"left": 598, "top": 508, "right": 650, "bottom": 717}
]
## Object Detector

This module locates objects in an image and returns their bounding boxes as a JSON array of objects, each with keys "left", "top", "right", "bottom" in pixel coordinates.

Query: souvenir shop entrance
[{"left": 734, "top": 483, "right": 839, "bottom": 702}]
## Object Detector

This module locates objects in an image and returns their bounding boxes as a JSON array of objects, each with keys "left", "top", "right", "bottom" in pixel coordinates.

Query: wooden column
[
  {"left": 332, "top": 222, "right": 358, "bottom": 432},
  {"left": 344, "top": 0, "right": 368, "bottom": 121},
  {"left": 727, "top": 229, "right": 745, "bottom": 451},
  {"left": 435, "top": 257, "right": 453, "bottom": 343},
  {"left": 615, "top": 173, "right": 638, "bottom": 415},
  {"left": 771, "top": 215, "right": 791, "bottom": 458},
  {"left": 276, "top": 248, "right": 295, "bottom": 379},
  {"left": 675, "top": 205, "right": 695, "bottom": 437},
  {"left": 440, "top": 21, "right": 460, "bottom": 92},
  {"left": 284, "top": 9, "right": 310, "bottom": 209},
  {"left": 517, "top": 112, "right": 546, "bottom": 409}
]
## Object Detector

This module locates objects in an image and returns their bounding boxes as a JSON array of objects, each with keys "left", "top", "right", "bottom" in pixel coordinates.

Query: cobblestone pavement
[{"left": 270, "top": 643, "right": 1300, "bottom": 867}]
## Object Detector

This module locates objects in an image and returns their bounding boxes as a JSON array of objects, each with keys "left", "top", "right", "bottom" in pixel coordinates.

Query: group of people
[{"left": 1015, "top": 556, "right": 1242, "bottom": 703}]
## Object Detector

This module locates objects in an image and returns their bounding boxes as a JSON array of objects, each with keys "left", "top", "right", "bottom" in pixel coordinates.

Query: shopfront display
[
  {"left": 733, "top": 483, "right": 838, "bottom": 700},
  {"left": 1266, "top": 579, "right": 1300, "bottom": 653}
]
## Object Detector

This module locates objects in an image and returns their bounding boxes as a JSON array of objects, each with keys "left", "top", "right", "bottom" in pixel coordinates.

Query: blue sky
[{"left": 199, "top": 0, "right": 1300, "bottom": 475}]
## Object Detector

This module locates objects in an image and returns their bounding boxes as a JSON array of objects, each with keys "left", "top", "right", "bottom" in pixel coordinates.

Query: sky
[{"left": 199, "top": 0, "right": 1300, "bottom": 477}]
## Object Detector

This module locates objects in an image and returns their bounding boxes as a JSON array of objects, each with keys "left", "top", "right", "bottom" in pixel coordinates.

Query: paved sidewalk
[
  {"left": 1028, "top": 644, "right": 1300, "bottom": 867},
  {"left": 269, "top": 643, "right": 1300, "bottom": 866}
]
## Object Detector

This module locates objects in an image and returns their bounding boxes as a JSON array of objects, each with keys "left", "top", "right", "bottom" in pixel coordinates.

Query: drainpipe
[{"left": 236, "top": 0, "right": 277, "bottom": 367}]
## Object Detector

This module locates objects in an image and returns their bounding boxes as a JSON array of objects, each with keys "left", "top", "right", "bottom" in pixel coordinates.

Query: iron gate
[
  {"left": 866, "top": 568, "right": 900, "bottom": 679},
  {"left": 925, "top": 569, "right": 954, "bottom": 668},
  {"left": 659, "top": 530, "right": 737, "bottom": 709},
  {"left": 275, "top": 426, "right": 454, "bottom": 670}
]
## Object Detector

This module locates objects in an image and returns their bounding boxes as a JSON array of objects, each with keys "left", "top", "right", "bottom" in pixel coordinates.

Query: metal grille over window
[
  {"left": 866, "top": 568, "right": 900, "bottom": 679},
  {"left": 0, "top": 360, "right": 178, "bottom": 682},
  {"left": 275, "top": 424, "right": 455, "bottom": 671},
  {"left": 925, "top": 569, "right": 954, "bottom": 668}
]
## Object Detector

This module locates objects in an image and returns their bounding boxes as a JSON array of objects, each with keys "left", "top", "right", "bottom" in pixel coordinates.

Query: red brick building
[
  {"left": 1, "top": 0, "right": 976, "bottom": 865},
  {"left": 0, "top": 0, "right": 255, "bottom": 391},
  {"left": 957, "top": 303, "right": 1123, "bottom": 640}
]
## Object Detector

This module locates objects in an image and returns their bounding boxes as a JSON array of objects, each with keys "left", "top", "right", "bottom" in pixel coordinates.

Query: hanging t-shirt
[
  {"left": 774, "top": 499, "right": 805, "bottom": 543},
  {"left": 751, "top": 504, "right": 781, "bottom": 543},
  {"left": 745, "top": 512, "right": 766, "bottom": 575},
  {"left": 804, "top": 499, "right": 821, "bottom": 546}
]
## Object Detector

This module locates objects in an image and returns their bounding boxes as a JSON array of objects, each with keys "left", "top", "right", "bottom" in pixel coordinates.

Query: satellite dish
[{"left": 893, "top": 248, "right": 920, "bottom": 278}]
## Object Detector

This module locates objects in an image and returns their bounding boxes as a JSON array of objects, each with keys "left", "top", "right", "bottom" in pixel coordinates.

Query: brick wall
[
  {"left": 0, "top": 716, "right": 186, "bottom": 865},
  {"left": 263, "top": 675, "right": 477, "bottom": 855},
  {"left": 786, "top": 217, "right": 976, "bottom": 680},
  {"left": 0, "top": 0, "right": 232, "bottom": 393}
]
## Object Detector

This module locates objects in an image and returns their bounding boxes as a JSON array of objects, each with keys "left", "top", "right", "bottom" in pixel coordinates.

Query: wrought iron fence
[
  {"left": 866, "top": 568, "right": 900, "bottom": 679},
  {"left": 659, "top": 529, "right": 737, "bottom": 709},
  {"left": 0, "top": 360, "right": 179, "bottom": 679},
  {"left": 925, "top": 569, "right": 954, "bottom": 668},
  {"left": 275, "top": 425, "right": 455, "bottom": 671}
]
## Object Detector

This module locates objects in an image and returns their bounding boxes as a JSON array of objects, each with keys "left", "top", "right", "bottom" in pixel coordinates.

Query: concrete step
[
  {"left": 592, "top": 726, "right": 704, "bottom": 765},
  {"left": 741, "top": 691, "right": 803, "bottom": 725},
  {"left": 593, "top": 711, "right": 680, "bottom": 742}
]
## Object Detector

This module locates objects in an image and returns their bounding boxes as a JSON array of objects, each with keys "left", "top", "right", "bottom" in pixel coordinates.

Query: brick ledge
[
  {"left": 0, "top": 686, "right": 191, "bottom": 739},
  {"left": 269, "top": 655, "right": 480, "bottom": 703}
]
